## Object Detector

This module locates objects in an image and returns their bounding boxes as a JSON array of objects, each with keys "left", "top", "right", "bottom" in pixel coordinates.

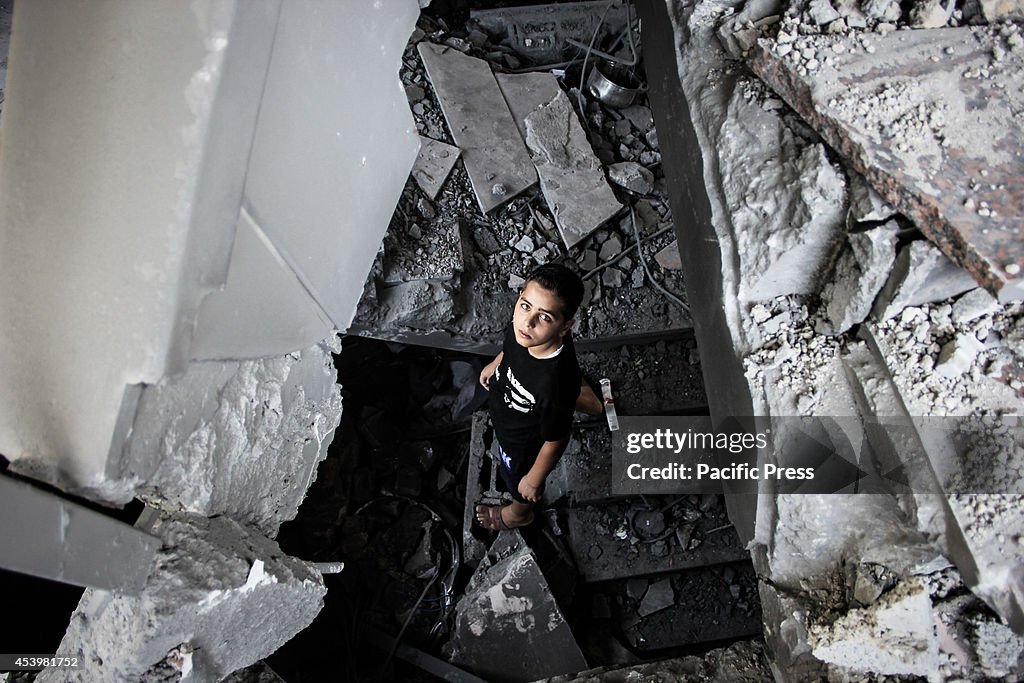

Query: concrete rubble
[
  {"left": 38, "top": 511, "right": 326, "bottom": 683},
  {"left": 641, "top": 0, "right": 1024, "bottom": 677},
  {"left": 411, "top": 136, "right": 462, "bottom": 200}
]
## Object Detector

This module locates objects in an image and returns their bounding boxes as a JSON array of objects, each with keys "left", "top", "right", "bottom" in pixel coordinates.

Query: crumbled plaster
[
  {"left": 38, "top": 511, "right": 326, "bottom": 683},
  {"left": 116, "top": 338, "right": 343, "bottom": 538}
]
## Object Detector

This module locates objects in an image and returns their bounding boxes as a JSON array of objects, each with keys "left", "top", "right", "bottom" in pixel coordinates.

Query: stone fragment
[
  {"left": 952, "top": 287, "right": 999, "bottom": 324},
  {"left": 450, "top": 545, "right": 588, "bottom": 680},
  {"left": 717, "top": 0, "right": 783, "bottom": 58},
  {"left": 118, "top": 339, "right": 343, "bottom": 537},
  {"left": 809, "top": 0, "right": 843, "bottom": 24},
  {"left": 524, "top": 90, "right": 622, "bottom": 249},
  {"left": 809, "top": 578, "right": 939, "bottom": 676},
  {"left": 979, "top": 0, "right": 1024, "bottom": 20},
  {"left": 599, "top": 236, "right": 623, "bottom": 261},
  {"left": 411, "top": 136, "right": 462, "bottom": 200},
  {"left": 655, "top": 240, "right": 683, "bottom": 270},
  {"left": 514, "top": 235, "right": 535, "bottom": 253},
  {"left": 971, "top": 617, "right": 1024, "bottom": 677},
  {"left": 819, "top": 221, "right": 899, "bottom": 335},
  {"left": 750, "top": 28, "right": 1024, "bottom": 300},
  {"left": 607, "top": 162, "right": 655, "bottom": 194},
  {"left": 405, "top": 83, "right": 425, "bottom": 101},
  {"left": 935, "top": 333, "right": 984, "bottom": 377},
  {"left": 862, "top": 0, "right": 902, "bottom": 20},
  {"left": 418, "top": 43, "right": 536, "bottom": 213},
  {"left": 872, "top": 240, "right": 978, "bottom": 320},
  {"left": 909, "top": 0, "right": 952, "bottom": 26},
  {"left": 603, "top": 268, "right": 625, "bottom": 288},
  {"left": 638, "top": 578, "right": 675, "bottom": 617},
  {"left": 38, "top": 511, "right": 326, "bottom": 683},
  {"left": 509, "top": 274, "right": 526, "bottom": 290},
  {"left": 621, "top": 104, "right": 654, "bottom": 133},
  {"left": 473, "top": 225, "right": 501, "bottom": 255},
  {"left": 848, "top": 169, "right": 895, "bottom": 224}
]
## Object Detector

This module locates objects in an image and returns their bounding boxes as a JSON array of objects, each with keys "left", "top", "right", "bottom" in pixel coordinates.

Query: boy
[{"left": 475, "top": 264, "right": 601, "bottom": 531}]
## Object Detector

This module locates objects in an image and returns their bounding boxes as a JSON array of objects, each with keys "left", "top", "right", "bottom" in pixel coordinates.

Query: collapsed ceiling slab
[{"left": 750, "top": 26, "right": 1024, "bottom": 301}]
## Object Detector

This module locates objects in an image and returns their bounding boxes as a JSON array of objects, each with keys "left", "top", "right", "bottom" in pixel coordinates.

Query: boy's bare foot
[{"left": 475, "top": 504, "right": 534, "bottom": 530}]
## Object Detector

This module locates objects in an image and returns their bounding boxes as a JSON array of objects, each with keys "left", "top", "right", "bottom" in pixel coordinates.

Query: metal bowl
[{"left": 586, "top": 61, "right": 641, "bottom": 109}]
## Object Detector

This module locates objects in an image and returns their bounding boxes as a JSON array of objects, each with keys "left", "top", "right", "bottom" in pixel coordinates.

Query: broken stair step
[
  {"left": 750, "top": 27, "right": 1024, "bottom": 302},
  {"left": 417, "top": 42, "right": 536, "bottom": 214},
  {"left": 566, "top": 502, "right": 749, "bottom": 583}
]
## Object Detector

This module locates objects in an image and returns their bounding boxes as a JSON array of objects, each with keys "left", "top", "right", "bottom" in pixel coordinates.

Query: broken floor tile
[
  {"left": 383, "top": 218, "right": 463, "bottom": 284},
  {"left": 872, "top": 240, "right": 978, "bottom": 320},
  {"left": 525, "top": 90, "right": 622, "bottom": 250},
  {"left": 494, "top": 71, "right": 561, "bottom": 143},
  {"left": 411, "top": 136, "right": 462, "bottom": 200},
  {"left": 655, "top": 240, "right": 682, "bottom": 270},
  {"left": 418, "top": 43, "right": 536, "bottom": 214},
  {"left": 818, "top": 220, "right": 899, "bottom": 335},
  {"left": 450, "top": 545, "right": 588, "bottom": 681},
  {"left": 751, "top": 27, "right": 1024, "bottom": 301}
]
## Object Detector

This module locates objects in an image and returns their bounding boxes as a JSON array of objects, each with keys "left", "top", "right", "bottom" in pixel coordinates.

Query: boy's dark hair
[{"left": 525, "top": 263, "right": 584, "bottom": 321}]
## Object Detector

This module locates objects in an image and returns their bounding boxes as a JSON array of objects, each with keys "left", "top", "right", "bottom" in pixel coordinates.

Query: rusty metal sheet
[
  {"left": 418, "top": 42, "right": 536, "bottom": 213},
  {"left": 750, "top": 27, "right": 1024, "bottom": 301}
]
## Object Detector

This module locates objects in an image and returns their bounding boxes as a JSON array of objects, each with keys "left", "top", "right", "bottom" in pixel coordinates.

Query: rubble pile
[
  {"left": 353, "top": 8, "right": 690, "bottom": 349},
  {"left": 643, "top": 0, "right": 1024, "bottom": 677}
]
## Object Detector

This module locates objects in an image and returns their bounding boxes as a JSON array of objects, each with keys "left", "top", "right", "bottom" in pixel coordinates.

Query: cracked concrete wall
[{"left": 0, "top": 0, "right": 418, "bottom": 509}]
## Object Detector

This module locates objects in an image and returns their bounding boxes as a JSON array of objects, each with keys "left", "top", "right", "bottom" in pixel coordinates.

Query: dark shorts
[{"left": 495, "top": 439, "right": 541, "bottom": 505}]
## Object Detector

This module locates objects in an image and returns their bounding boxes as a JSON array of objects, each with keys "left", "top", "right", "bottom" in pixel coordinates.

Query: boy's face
[{"left": 512, "top": 281, "right": 573, "bottom": 353}]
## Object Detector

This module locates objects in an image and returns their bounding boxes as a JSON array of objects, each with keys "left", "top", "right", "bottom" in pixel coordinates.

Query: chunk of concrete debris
[
  {"left": 118, "top": 338, "right": 343, "bottom": 537},
  {"left": 872, "top": 240, "right": 978, "bottom": 320},
  {"left": 847, "top": 170, "right": 895, "bottom": 224},
  {"left": 952, "top": 287, "right": 999, "bottom": 324},
  {"left": 809, "top": 0, "right": 842, "bottom": 24},
  {"left": 935, "top": 332, "right": 985, "bottom": 377},
  {"left": 638, "top": 577, "right": 675, "bottom": 617},
  {"left": 383, "top": 218, "right": 464, "bottom": 284},
  {"left": 494, "top": 71, "right": 561, "bottom": 143},
  {"left": 971, "top": 616, "right": 1024, "bottom": 678},
  {"left": 808, "top": 578, "right": 939, "bottom": 676},
  {"left": 378, "top": 280, "right": 455, "bottom": 329},
  {"left": 862, "top": 0, "right": 902, "bottom": 20},
  {"left": 818, "top": 221, "right": 899, "bottom": 335},
  {"left": 717, "top": 0, "right": 782, "bottom": 58},
  {"left": 655, "top": 240, "right": 683, "bottom": 270},
  {"left": 909, "top": 0, "right": 952, "bottom": 27},
  {"left": 524, "top": 90, "right": 622, "bottom": 250},
  {"left": 607, "top": 162, "right": 655, "bottom": 195},
  {"left": 719, "top": 83, "right": 846, "bottom": 301},
  {"left": 411, "top": 136, "right": 462, "bottom": 200},
  {"left": 418, "top": 43, "right": 536, "bottom": 213},
  {"left": 599, "top": 235, "right": 623, "bottom": 261},
  {"left": 38, "top": 511, "right": 326, "bottom": 683},
  {"left": 621, "top": 104, "right": 655, "bottom": 133},
  {"left": 750, "top": 27, "right": 1024, "bottom": 301},
  {"left": 450, "top": 545, "right": 588, "bottom": 681},
  {"left": 980, "top": 0, "right": 1024, "bottom": 20}
]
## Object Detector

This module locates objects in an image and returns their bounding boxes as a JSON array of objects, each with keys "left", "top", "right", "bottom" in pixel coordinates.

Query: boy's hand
[
  {"left": 518, "top": 475, "right": 544, "bottom": 503},
  {"left": 479, "top": 366, "right": 493, "bottom": 390}
]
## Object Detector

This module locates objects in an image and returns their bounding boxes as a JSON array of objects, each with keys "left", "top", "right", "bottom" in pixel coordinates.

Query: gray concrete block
[
  {"left": 115, "top": 339, "right": 343, "bottom": 537},
  {"left": 451, "top": 545, "right": 588, "bottom": 681},
  {"left": 819, "top": 220, "right": 899, "bottom": 335},
  {"left": 525, "top": 90, "right": 622, "bottom": 250},
  {"left": 872, "top": 240, "right": 978, "bottom": 321},
  {"left": 38, "top": 511, "right": 326, "bottom": 683},
  {"left": 412, "top": 136, "right": 462, "bottom": 200}
]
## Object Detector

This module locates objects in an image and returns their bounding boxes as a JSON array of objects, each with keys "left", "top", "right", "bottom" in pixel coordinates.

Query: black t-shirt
[{"left": 488, "top": 325, "right": 581, "bottom": 471}]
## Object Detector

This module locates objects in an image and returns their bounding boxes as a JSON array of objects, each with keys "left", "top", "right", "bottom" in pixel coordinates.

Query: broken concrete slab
[
  {"left": 808, "top": 578, "right": 939, "bottom": 676},
  {"left": 751, "top": 27, "right": 1024, "bottom": 301},
  {"left": 378, "top": 280, "right": 455, "bottom": 329},
  {"left": 525, "top": 90, "right": 623, "bottom": 250},
  {"left": 818, "top": 220, "right": 899, "bottom": 335},
  {"left": 114, "top": 338, "right": 343, "bottom": 538},
  {"left": 638, "top": 577, "right": 675, "bottom": 617},
  {"left": 411, "top": 136, "right": 462, "bottom": 200},
  {"left": 872, "top": 240, "right": 979, "bottom": 320},
  {"left": 848, "top": 169, "right": 895, "bottom": 224},
  {"left": 495, "top": 71, "right": 561, "bottom": 143},
  {"left": 450, "top": 544, "right": 588, "bottom": 682},
  {"left": 38, "top": 510, "right": 326, "bottom": 683},
  {"left": 418, "top": 42, "right": 536, "bottom": 214}
]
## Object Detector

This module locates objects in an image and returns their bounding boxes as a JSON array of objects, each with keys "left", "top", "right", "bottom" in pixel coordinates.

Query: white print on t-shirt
[{"left": 504, "top": 366, "right": 536, "bottom": 414}]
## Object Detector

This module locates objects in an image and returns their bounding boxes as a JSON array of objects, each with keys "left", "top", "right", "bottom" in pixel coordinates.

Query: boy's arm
[
  {"left": 479, "top": 352, "right": 504, "bottom": 390},
  {"left": 518, "top": 437, "right": 569, "bottom": 503}
]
